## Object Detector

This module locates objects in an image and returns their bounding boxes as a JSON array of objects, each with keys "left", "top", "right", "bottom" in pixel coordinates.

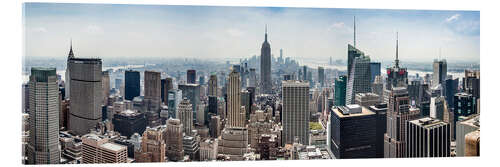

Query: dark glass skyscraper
[
  {"left": 334, "top": 75, "right": 347, "bottom": 106},
  {"left": 369, "top": 62, "right": 381, "bottom": 83},
  {"left": 125, "top": 70, "right": 140, "bottom": 101},
  {"left": 187, "top": 69, "right": 196, "bottom": 84}
]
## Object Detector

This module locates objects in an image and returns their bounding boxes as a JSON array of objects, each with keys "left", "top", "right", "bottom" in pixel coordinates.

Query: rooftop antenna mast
[
  {"left": 354, "top": 16, "right": 356, "bottom": 48},
  {"left": 395, "top": 32, "right": 399, "bottom": 68}
]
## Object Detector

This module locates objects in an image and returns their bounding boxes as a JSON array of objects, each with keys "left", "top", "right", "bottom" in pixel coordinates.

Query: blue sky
[{"left": 24, "top": 3, "right": 479, "bottom": 63}]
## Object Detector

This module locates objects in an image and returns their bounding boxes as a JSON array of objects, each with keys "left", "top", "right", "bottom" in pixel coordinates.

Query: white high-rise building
[{"left": 26, "top": 67, "right": 61, "bottom": 164}]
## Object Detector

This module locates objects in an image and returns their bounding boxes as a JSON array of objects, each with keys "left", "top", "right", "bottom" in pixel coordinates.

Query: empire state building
[{"left": 260, "top": 26, "right": 272, "bottom": 94}]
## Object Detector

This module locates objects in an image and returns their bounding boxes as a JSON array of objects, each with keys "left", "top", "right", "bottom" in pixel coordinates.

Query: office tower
[
  {"left": 26, "top": 67, "right": 61, "bottom": 164},
  {"left": 161, "top": 79, "right": 169, "bottom": 104},
  {"left": 430, "top": 95, "right": 447, "bottom": 121},
  {"left": 330, "top": 105, "right": 377, "bottom": 159},
  {"left": 347, "top": 45, "right": 365, "bottom": 82},
  {"left": 145, "top": 110, "right": 161, "bottom": 128},
  {"left": 453, "top": 93, "right": 477, "bottom": 138},
  {"left": 65, "top": 42, "right": 74, "bottom": 99},
  {"left": 112, "top": 109, "right": 147, "bottom": 138},
  {"left": 372, "top": 76, "right": 384, "bottom": 100},
  {"left": 385, "top": 33, "right": 408, "bottom": 90},
  {"left": 368, "top": 103, "right": 388, "bottom": 158},
  {"left": 135, "top": 126, "right": 166, "bottom": 162},
  {"left": 197, "top": 103, "right": 207, "bottom": 125},
  {"left": 241, "top": 89, "right": 251, "bottom": 120},
  {"left": 219, "top": 69, "right": 248, "bottom": 160},
  {"left": 161, "top": 78, "right": 174, "bottom": 104},
  {"left": 249, "top": 68, "right": 257, "bottom": 88},
  {"left": 346, "top": 54, "right": 371, "bottom": 105},
  {"left": 227, "top": 69, "right": 245, "bottom": 128},
  {"left": 406, "top": 117, "right": 451, "bottom": 157},
  {"left": 200, "top": 139, "right": 218, "bottom": 161},
  {"left": 209, "top": 115, "right": 221, "bottom": 138},
  {"left": 68, "top": 57, "right": 102, "bottom": 136},
  {"left": 144, "top": 71, "right": 161, "bottom": 112},
  {"left": 456, "top": 114, "right": 480, "bottom": 157},
  {"left": 183, "top": 135, "right": 200, "bottom": 160},
  {"left": 370, "top": 62, "right": 381, "bottom": 83},
  {"left": 444, "top": 76, "right": 458, "bottom": 109},
  {"left": 159, "top": 105, "right": 169, "bottom": 124},
  {"left": 208, "top": 73, "right": 218, "bottom": 97},
  {"left": 318, "top": 66, "right": 325, "bottom": 87},
  {"left": 355, "top": 93, "right": 381, "bottom": 108},
  {"left": 165, "top": 118, "right": 184, "bottom": 161},
  {"left": 102, "top": 71, "right": 110, "bottom": 106},
  {"left": 178, "top": 98, "right": 194, "bottom": 136},
  {"left": 187, "top": 69, "right": 196, "bottom": 84},
  {"left": 282, "top": 80, "right": 310, "bottom": 144},
  {"left": 334, "top": 75, "right": 347, "bottom": 106},
  {"left": 199, "top": 75, "right": 206, "bottom": 85},
  {"left": 60, "top": 99, "right": 70, "bottom": 129},
  {"left": 465, "top": 130, "right": 480, "bottom": 156},
  {"left": 125, "top": 70, "right": 140, "bottom": 101},
  {"left": 178, "top": 84, "right": 201, "bottom": 120},
  {"left": 81, "top": 133, "right": 128, "bottom": 164},
  {"left": 302, "top": 66, "right": 308, "bottom": 81},
  {"left": 433, "top": 59, "right": 447, "bottom": 87},
  {"left": 167, "top": 89, "right": 182, "bottom": 118},
  {"left": 408, "top": 80, "right": 423, "bottom": 107},
  {"left": 463, "top": 70, "right": 480, "bottom": 98},
  {"left": 260, "top": 25, "right": 272, "bottom": 94},
  {"left": 384, "top": 87, "right": 420, "bottom": 158}
]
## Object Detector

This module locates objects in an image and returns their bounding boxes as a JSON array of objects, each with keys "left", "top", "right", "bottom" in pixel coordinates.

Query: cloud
[
  {"left": 31, "top": 27, "right": 47, "bottom": 33},
  {"left": 226, "top": 28, "right": 245, "bottom": 37},
  {"left": 446, "top": 14, "right": 460, "bottom": 22},
  {"left": 327, "top": 22, "right": 352, "bottom": 34},
  {"left": 84, "top": 25, "right": 102, "bottom": 33}
]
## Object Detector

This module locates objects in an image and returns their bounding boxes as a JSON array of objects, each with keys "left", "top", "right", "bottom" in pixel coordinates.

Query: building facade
[
  {"left": 282, "top": 80, "right": 310, "bottom": 144},
  {"left": 26, "top": 67, "right": 61, "bottom": 164},
  {"left": 406, "top": 117, "right": 451, "bottom": 157}
]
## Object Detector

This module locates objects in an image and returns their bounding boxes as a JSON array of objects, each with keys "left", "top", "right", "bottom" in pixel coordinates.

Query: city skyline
[{"left": 24, "top": 3, "right": 479, "bottom": 63}]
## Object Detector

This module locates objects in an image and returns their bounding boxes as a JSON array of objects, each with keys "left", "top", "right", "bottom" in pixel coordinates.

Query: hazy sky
[{"left": 24, "top": 3, "right": 479, "bottom": 63}]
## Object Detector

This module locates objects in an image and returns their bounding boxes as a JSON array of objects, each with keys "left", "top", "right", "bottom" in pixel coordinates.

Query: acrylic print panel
[{"left": 22, "top": 2, "right": 479, "bottom": 165}]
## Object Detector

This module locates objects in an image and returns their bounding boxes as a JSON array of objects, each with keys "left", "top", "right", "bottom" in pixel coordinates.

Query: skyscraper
[
  {"left": 208, "top": 73, "right": 217, "bottom": 97},
  {"left": 26, "top": 67, "right": 61, "bottom": 164},
  {"left": 260, "top": 25, "right": 272, "bottom": 94},
  {"left": 125, "top": 70, "right": 140, "bottom": 101},
  {"left": 330, "top": 105, "right": 377, "bottom": 159},
  {"left": 385, "top": 33, "right": 408, "bottom": 90},
  {"left": 456, "top": 114, "right": 480, "bottom": 157},
  {"left": 406, "top": 117, "right": 451, "bottom": 157},
  {"left": 370, "top": 62, "right": 381, "bottom": 83},
  {"left": 433, "top": 59, "right": 447, "bottom": 87},
  {"left": 68, "top": 57, "right": 102, "bottom": 136},
  {"left": 318, "top": 66, "right": 325, "bottom": 87},
  {"left": 282, "top": 80, "right": 310, "bottom": 144},
  {"left": 384, "top": 87, "right": 420, "bottom": 158},
  {"left": 161, "top": 78, "right": 173, "bottom": 104},
  {"left": 102, "top": 71, "right": 110, "bottom": 106},
  {"left": 227, "top": 69, "right": 245, "bottom": 128},
  {"left": 346, "top": 54, "right": 371, "bottom": 105},
  {"left": 334, "top": 75, "right": 347, "bottom": 106},
  {"left": 144, "top": 71, "right": 161, "bottom": 112},
  {"left": 65, "top": 41, "right": 74, "bottom": 99},
  {"left": 187, "top": 69, "right": 196, "bottom": 84},
  {"left": 178, "top": 98, "right": 194, "bottom": 136},
  {"left": 463, "top": 70, "right": 480, "bottom": 99},
  {"left": 178, "top": 83, "right": 200, "bottom": 120},
  {"left": 302, "top": 66, "right": 308, "bottom": 81},
  {"left": 135, "top": 126, "right": 166, "bottom": 162},
  {"left": 112, "top": 109, "right": 147, "bottom": 138},
  {"left": 165, "top": 118, "right": 185, "bottom": 161}
]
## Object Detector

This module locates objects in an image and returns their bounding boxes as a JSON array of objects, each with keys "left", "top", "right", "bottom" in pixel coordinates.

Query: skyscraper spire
[
  {"left": 68, "top": 38, "right": 74, "bottom": 59},
  {"left": 395, "top": 32, "right": 399, "bottom": 68},
  {"left": 354, "top": 16, "right": 356, "bottom": 48},
  {"left": 265, "top": 24, "right": 268, "bottom": 42}
]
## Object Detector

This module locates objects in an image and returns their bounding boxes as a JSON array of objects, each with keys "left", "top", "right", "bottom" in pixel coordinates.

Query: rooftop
[
  {"left": 101, "top": 142, "right": 127, "bottom": 152},
  {"left": 333, "top": 105, "right": 375, "bottom": 118},
  {"left": 410, "top": 117, "right": 448, "bottom": 129}
]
